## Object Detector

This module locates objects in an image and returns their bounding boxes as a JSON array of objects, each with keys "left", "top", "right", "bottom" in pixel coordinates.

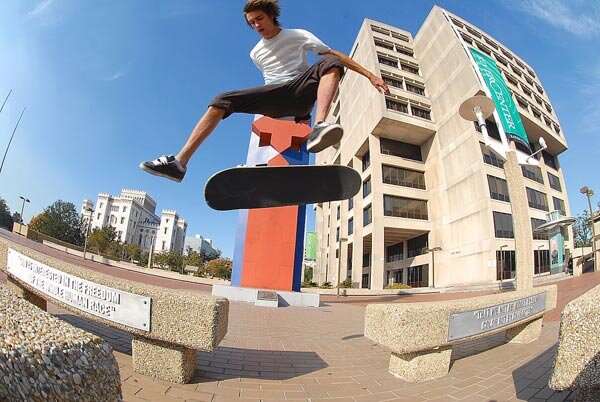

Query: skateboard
[{"left": 205, "top": 165, "right": 361, "bottom": 210}]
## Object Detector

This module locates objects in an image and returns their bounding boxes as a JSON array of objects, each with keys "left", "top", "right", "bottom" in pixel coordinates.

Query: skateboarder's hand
[{"left": 370, "top": 75, "right": 390, "bottom": 94}]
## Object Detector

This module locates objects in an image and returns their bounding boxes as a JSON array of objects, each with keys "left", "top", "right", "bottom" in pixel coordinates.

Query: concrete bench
[
  {"left": 365, "top": 285, "right": 557, "bottom": 382},
  {"left": 549, "top": 284, "right": 600, "bottom": 401},
  {"left": 0, "top": 238, "right": 229, "bottom": 384},
  {"left": 0, "top": 284, "right": 122, "bottom": 401}
]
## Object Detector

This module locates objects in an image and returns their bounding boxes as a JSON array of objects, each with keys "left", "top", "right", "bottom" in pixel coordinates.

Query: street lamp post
[
  {"left": 18, "top": 196, "right": 29, "bottom": 225},
  {"left": 425, "top": 247, "right": 442, "bottom": 288},
  {"left": 336, "top": 237, "right": 348, "bottom": 296},
  {"left": 580, "top": 186, "right": 597, "bottom": 272},
  {"left": 82, "top": 208, "right": 93, "bottom": 260},
  {"left": 460, "top": 95, "right": 537, "bottom": 291}
]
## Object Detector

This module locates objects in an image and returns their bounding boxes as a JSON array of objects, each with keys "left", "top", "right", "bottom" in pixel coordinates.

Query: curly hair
[{"left": 243, "top": 0, "right": 281, "bottom": 27}]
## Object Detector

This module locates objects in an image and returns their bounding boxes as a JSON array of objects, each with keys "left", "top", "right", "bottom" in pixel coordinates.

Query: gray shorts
[{"left": 209, "top": 54, "right": 344, "bottom": 122}]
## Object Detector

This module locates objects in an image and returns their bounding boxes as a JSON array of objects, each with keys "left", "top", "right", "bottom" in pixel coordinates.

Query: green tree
[
  {"left": 29, "top": 200, "right": 85, "bottom": 245},
  {"left": 154, "top": 251, "right": 184, "bottom": 272},
  {"left": 87, "top": 225, "right": 118, "bottom": 254},
  {"left": 206, "top": 257, "right": 233, "bottom": 280},
  {"left": 0, "top": 198, "right": 13, "bottom": 230},
  {"left": 573, "top": 210, "right": 592, "bottom": 248}
]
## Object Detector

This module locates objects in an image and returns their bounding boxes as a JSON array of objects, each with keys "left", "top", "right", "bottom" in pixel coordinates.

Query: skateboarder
[{"left": 140, "top": 0, "right": 389, "bottom": 182}]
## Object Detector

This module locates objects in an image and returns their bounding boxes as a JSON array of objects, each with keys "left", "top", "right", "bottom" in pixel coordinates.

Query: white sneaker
[{"left": 307, "top": 122, "right": 343, "bottom": 153}]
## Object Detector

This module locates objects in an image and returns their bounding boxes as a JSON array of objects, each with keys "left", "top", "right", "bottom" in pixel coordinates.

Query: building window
[
  {"left": 97, "top": 213, "right": 101, "bottom": 219},
  {"left": 374, "top": 39, "right": 394, "bottom": 50},
  {"left": 548, "top": 172, "right": 562, "bottom": 192},
  {"left": 407, "top": 264, "right": 428, "bottom": 288},
  {"left": 465, "top": 26, "right": 482, "bottom": 38},
  {"left": 400, "top": 63, "right": 419, "bottom": 75},
  {"left": 363, "top": 177, "right": 372, "bottom": 197},
  {"left": 526, "top": 188, "right": 549, "bottom": 211},
  {"left": 123, "top": 206, "right": 127, "bottom": 212},
  {"left": 552, "top": 197, "right": 566, "bottom": 215},
  {"left": 411, "top": 106, "right": 431, "bottom": 120},
  {"left": 391, "top": 32, "right": 410, "bottom": 42},
  {"left": 336, "top": 227, "right": 340, "bottom": 242},
  {"left": 534, "top": 250, "right": 550, "bottom": 275},
  {"left": 460, "top": 32, "right": 473, "bottom": 44},
  {"left": 405, "top": 83, "right": 425, "bottom": 95},
  {"left": 348, "top": 217, "right": 353, "bottom": 235},
  {"left": 496, "top": 250, "right": 516, "bottom": 280},
  {"left": 363, "top": 205, "right": 372, "bottom": 226},
  {"left": 362, "top": 274, "right": 370, "bottom": 289},
  {"left": 371, "top": 25, "right": 390, "bottom": 35},
  {"left": 378, "top": 56, "right": 398, "bottom": 68},
  {"left": 515, "top": 96, "right": 529, "bottom": 110},
  {"left": 521, "top": 165, "right": 544, "bottom": 184},
  {"left": 396, "top": 47, "right": 414, "bottom": 57},
  {"left": 384, "top": 195, "right": 428, "bottom": 220},
  {"left": 531, "top": 218, "right": 548, "bottom": 240},
  {"left": 380, "top": 137, "right": 423, "bottom": 161},
  {"left": 120, "top": 217, "right": 125, "bottom": 224},
  {"left": 382, "top": 165, "right": 426, "bottom": 189},
  {"left": 383, "top": 75, "right": 403, "bottom": 89},
  {"left": 162, "top": 241, "right": 166, "bottom": 250},
  {"left": 362, "top": 253, "right": 370, "bottom": 267},
  {"left": 336, "top": 205, "right": 340, "bottom": 220},
  {"left": 542, "top": 151, "right": 557, "bottom": 170},
  {"left": 386, "top": 98, "right": 408, "bottom": 113},
  {"left": 407, "top": 233, "right": 428, "bottom": 258},
  {"left": 493, "top": 211, "right": 514, "bottom": 238},
  {"left": 474, "top": 119, "right": 502, "bottom": 142},
  {"left": 362, "top": 150, "right": 370, "bottom": 171},
  {"left": 387, "top": 242, "right": 404, "bottom": 262},
  {"left": 481, "top": 144, "right": 504, "bottom": 168},
  {"left": 487, "top": 175, "right": 510, "bottom": 202},
  {"left": 164, "top": 227, "right": 168, "bottom": 234},
  {"left": 535, "top": 84, "right": 544, "bottom": 95},
  {"left": 348, "top": 197, "right": 354, "bottom": 211}
]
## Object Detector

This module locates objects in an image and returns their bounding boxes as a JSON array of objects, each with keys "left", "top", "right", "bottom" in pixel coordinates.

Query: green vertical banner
[
  {"left": 469, "top": 48, "right": 531, "bottom": 153},
  {"left": 304, "top": 231, "right": 317, "bottom": 260}
]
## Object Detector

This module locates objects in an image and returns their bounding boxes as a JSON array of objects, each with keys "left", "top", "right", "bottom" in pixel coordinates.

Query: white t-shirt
[{"left": 250, "top": 28, "right": 330, "bottom": 85}]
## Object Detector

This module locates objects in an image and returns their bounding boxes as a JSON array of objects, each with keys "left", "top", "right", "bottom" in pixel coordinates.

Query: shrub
[
  {"left": 338, "top": 278, "right": 354, "bottom": 288},
  {"left": 384, "top": 283, "right": 412, "bottom": 290},
  {"left": 319, "top": 281, "right": 333, "bottom": 289}
]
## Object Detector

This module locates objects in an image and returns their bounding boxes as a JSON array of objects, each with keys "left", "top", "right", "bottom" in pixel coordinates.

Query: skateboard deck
[{"left": 205, "top": 165, "right": 361, "bottom": 210}]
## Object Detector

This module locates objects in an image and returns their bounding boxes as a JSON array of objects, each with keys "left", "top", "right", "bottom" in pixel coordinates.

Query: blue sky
[{"left": 0, "top": 0, "right": 598, "bottom": 257}]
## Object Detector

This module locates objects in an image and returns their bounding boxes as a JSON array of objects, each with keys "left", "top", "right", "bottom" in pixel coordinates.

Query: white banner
[{"left": 8, "top": 248, "right": 151, "bottom": 331}]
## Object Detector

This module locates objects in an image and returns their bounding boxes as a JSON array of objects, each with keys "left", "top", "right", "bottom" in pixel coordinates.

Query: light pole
[
  {"left": 336, "top": 237, "right": 348, "bottom": 296},
  {"left": 425, "top": 247, "right": 442, "bottom": 288},
  {"left": 580, "top": 186, "right": 597, "bottom": 272},
  {"left": 18, "top": 196, "right": 29, "bottom": 225},
  {"left": 460, "top": 95, "right": 536, "bottom": 291},
  {"left": 82, "top": 208, "right": 93, "bottom": 260}
]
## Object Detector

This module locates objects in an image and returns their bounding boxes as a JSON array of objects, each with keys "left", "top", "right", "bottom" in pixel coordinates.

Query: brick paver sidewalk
[
  {"left": 48, "top": 271, "right": 600, "bottom": 402},
  {"left": 3, "top": 229, "right": 595, "bottom": 401}
]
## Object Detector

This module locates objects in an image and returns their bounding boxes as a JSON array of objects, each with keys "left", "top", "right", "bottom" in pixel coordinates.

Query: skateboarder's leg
[
  {"left": 314, "top": 67, "right": 341, "bottom": 123},
  {"left": 176, "top": 106, "right": 225, "bottom": 167}
]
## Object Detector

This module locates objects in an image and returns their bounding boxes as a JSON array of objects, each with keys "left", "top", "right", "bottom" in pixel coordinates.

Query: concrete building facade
[
  {"left": 81, "top": 189, "right": 187, "bottom": 254},
  {"left": 184, "top": 234, "right": 218, "bottom": 258},
  {"left": 314, "top": 7, "right": 572, "bottom": 290}
]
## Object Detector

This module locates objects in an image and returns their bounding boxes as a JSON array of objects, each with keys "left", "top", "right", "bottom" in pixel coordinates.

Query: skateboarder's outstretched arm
[{"left": 320, "top": 49, "right": 390, "bottom": 95}]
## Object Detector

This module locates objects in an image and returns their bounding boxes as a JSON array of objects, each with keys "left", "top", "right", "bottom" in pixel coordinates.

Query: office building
[{"left": 314, "top": 6, "right": 572, "bottom": 290}]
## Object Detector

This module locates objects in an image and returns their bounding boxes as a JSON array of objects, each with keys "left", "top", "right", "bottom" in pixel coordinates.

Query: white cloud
[
  {"left": 27, "top": 0, "right": 55, "bottom": 18},
  {"left": 100, "top": 70, "right": 126, "bottom": 82},
  {"left": 508, "top": 0, "right": 600, "bottom": 38}
]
